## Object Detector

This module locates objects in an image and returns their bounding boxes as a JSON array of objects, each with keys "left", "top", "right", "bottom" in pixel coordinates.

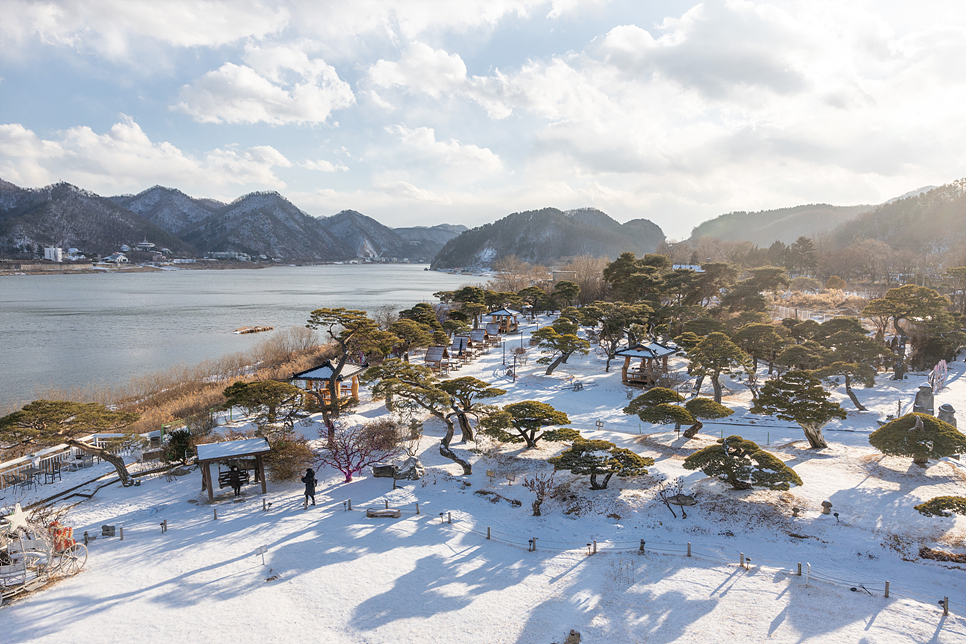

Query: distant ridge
[
  {"left": 0, "top": 179, "right": 464, "bottom": 262},
  {"left": 430, "top": 207, "right": 665, "bottom": 270},
  {"left": 689, "top": 204, "right": 872, "bottom": 246},
  {"left": 0, "top": 181, "right": 193, "bottom": 256}
]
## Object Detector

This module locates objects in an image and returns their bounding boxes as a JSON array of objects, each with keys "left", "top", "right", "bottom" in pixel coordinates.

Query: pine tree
[
  {"left": 915, "top": 496, "right": 966, "bottom": 517},
  {"left": 751, "top": 371, "right": 846, "bottom": 448},
  {"left": 480, "top": 401, "right": 577, "bottom": 449},
  {"left": 869, "top": 413, "right": 966, "bottom": 467},
  {"left": 548, "top": 439, "right": 654, "bottom": 490},
  {"left": 683, "top": 435, "right": 802, "bottom": 490}
]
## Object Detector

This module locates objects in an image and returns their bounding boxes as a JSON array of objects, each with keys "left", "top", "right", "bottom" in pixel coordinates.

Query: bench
[
  {"left": 366, "top": 508, "right": 402, "bottom": 518},
  {"left": 0, "top": 560, "right": 27, "bottom": 588},
  {"left": 217, "top": 469, "right": 251, "bottom": 489}
]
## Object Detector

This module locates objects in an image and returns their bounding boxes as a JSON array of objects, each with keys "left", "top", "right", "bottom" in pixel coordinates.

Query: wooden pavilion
[
  {"left": 291, "top": 360, "right": 364, "bottom": 403},
  {"left": 197, "top": 438, "right": 271, "bottom": 501},
  {"left": 487, "top": 308, "right": 520, "bottom": 333},
  {"left": 616, "top": 342, "right": 678, "bottom": 388},
  {"left": 424, "top": 346, "right": 450, "bottom": 370},
  {"left": 469, "top": 329, "right": 491, "bottom": 346}
]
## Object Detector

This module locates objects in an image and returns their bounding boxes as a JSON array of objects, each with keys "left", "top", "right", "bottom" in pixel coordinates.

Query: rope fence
[{"left": 64, "top": 494, "right": 962, "bottom": 619}]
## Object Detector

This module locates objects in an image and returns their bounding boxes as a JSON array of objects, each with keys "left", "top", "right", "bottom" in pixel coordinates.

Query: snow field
[{"left": 4, "top": 315, "right": 966, "bottom": 642}]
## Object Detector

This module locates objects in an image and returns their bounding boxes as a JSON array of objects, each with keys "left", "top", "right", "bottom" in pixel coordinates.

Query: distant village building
[
  {"left": 43, "top": 247, "right": 63, "bottom": 262},
  {"left": 120, "top": 244, "right": 131, "bottom": 252},
  {"left": 135, "top": 239, "right": 156, "bottom": 251},
  {"left": 207, "top": 251, "right": 251, "bottom": 261},
  {"left": 552, "top": 270, "right": 576, "bottom": 283},
  {"left": 103, "top": 252, "right": 129, "bottom": 264}
]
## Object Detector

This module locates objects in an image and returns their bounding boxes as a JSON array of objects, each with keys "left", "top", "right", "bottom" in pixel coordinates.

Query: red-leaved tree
[{"left": 315, "top": 418, "right": 403, "bottom": 482}]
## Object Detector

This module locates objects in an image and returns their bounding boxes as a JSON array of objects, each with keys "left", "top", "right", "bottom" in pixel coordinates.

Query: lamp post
[{"left": 503, "top": 340, "right": 506, "bottom": 365}]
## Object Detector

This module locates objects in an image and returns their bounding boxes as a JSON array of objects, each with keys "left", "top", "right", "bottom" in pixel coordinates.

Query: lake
[{"left": 0, "top": 264, "right": 474, "bottom": 409}]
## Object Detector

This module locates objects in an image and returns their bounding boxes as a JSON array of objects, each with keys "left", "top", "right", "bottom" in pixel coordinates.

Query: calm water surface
[{"left": 0, "top": 265, "right": 471, "bottom": 407}]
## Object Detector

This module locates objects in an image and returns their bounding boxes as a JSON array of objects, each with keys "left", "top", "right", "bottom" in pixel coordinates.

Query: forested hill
[
  {"left": 430, "top": 207, "right": 665, "bottom": 270},
  {"left": 832, "top": 181, "right": 966, "bottom": 250},
  {"left": 689, "top": 204, "right": 872, "bottom": 246}
]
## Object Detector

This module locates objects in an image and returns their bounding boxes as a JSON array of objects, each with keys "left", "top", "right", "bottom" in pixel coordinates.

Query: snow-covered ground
[{"left": 3, "top": 318, "right": 966, "bottom": 643}]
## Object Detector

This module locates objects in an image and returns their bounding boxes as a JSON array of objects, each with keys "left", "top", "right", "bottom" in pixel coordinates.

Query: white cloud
[
  {"left": 386, "top": 125, "right": 503, "bottom": 174},
  {"left": 375, "top": 180, "right": 452, "bottom": 204},
  {"left": 0, "top": 117, "right": 292, "bottom": 192},
  {"left": 1, "top": 0, "right": 288, "bottom": 59},
  {"left": 302, "top": 159, "right": 348, "bottom": 172},
  {"left": 1, "top": 1, "right": 595, "bottom": 62},
  {"left": 174, "top": 45, "right": 355, "bottom": 125}
]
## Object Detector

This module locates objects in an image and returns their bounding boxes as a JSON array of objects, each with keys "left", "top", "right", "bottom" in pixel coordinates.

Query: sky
[{"left": 1, "top": 1, "right": 964, "bottom": 239}]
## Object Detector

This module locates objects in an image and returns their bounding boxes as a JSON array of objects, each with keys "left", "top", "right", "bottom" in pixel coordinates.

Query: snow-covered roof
[
  {"left": 291, "top": 361, "right": 365, "bottom": 381},
  {"left": 488, "top": 308, "right": 520, "bottom": 317},
  {"left": 615, "top": 342, "right": 678, "bottom": 359},
  {"left": 485, "top": 322, "right": 501, "bottom": 336},
  {"left": 451, "top": 336, "right": 471, "bottom": 353},
  {"left": 469, "top": 329, "right": 489, "bottom": 342},
  {"left": 196, "top": 438, "right": 271, "bottom": 462},
  {"left": 425, "top": 346, "right": 450, "bottom": 364}
]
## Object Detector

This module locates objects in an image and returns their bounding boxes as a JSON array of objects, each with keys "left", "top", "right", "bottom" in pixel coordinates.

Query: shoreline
[{"left": 0, "top": 260, "right": 461, "bottom": 277}]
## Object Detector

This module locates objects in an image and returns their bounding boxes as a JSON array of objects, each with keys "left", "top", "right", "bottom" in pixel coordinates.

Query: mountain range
[
  {"left": 3, "top": 176, "right": 962, "bottom": 268},
  {"left": 0, "top": 181, "right": 466, "bottom": 262}
]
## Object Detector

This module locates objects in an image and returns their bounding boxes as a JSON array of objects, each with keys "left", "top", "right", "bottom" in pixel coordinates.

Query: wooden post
[
  {"left": 687, "top": 542, "right": 691, "bottom": 557},
  {"left": 487, "top": 527, "right": 491, "bottom": 540},
  {"left": 797, "top": 562, "right": 802, "bottom": 576},
  {"left": 262, "top": 498, "right": 267, "bottom": 511},
  {"left": 119, "top": 527, "right": 124, "bottom": 541},
  {"left": 257, "top": 454, "right": 267, "bottom": 496},
  {"left": 347, "top": 499, "right": 351, "bottom": 511},
  {"left": 639, "top": 539, "right": 645, "bottom": 552},
  {"left": 448, "top": 512, "right": 452, "bottom": 524},
  {"left": 415, "top": 503, "right": 419, "bottom": 515},
  {"left": 205, "top": 462, "right": 214, "bottom": 502},
  {"left": 943, "top": 597, "right": 949, "bottom": 616},
  {"left": 740, "top": 553, "right": 745, "bottom": 568},
  {"left": 213, "top": 509, "right": 218, "bottom": 520},
  {"left": 593, "top": 540, "right": 597, "bottom": 554},
  {"left": 884, "top": 581, "right": 889, "bottom": 598},
  {"left": 385, "top": 500, "right": 389, "bottom": 509}
]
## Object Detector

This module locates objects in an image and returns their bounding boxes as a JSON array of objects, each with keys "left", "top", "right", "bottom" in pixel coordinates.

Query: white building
[
  {"left": 43, "top": 247, "right": 63, "bottom": 262},
  {"left": 103, "top": 253, "right": 129, "bottom": 264}
]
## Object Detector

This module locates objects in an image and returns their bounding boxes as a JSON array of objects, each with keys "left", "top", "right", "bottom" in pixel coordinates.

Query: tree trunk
[
  {"left": 683, "top": 420, "right": 703, "bottom": 439},
  {"left": 801, "top": 423, "right": 829, "bottom": 449},
  {"left": 545, "top": 355, "right": 565, "bottom": 376},
  {"left": 843, "top": 374, "right": 867, "bottom": 411},
  {"left": 693, "top": 375, "right": 704, "bottom": 396},
  {"left": 67, "top": 439, "right": 134, "bottom": 487},
  {"left": 306, "top": 391, "right": 337, "bottom": 448},
  {"left": 531, "top": 499, "right": 543, "bottom": 516},
  {"left": 604, "top": 353, "right": 613, "bottom": 373},
  {"left": 455, "top": 411, "right": 474, "bottom": 443},
  {"left": 711, "top": 373, "right": 723, "bottom": 404},
  {"left": 438, "top": 419, "right": 472, "bottom": 475},
  {"left": 561, "top": 350, "right": 573, "bottom": 365},
  {"left": 589, "top": 472, "right": 613, "bottom": 490},
  {"left": 892, "top": 335, "right": 907, "bottom": 380}
]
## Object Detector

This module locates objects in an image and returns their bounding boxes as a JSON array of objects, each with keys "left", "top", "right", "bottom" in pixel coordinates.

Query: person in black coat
[
  {"left": 229, "top": 465, "right": 243, "bottom": 497},
  {"left": 301, "top": 468, "right": 317, "bottom": 506}
]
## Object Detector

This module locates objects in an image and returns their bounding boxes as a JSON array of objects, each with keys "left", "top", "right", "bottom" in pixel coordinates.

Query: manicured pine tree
[
  {"left": 548, "top": 439, "right": 654, "bottom": 490},
  {"left": 869, "top": 413, "right": 966, "bottom": 467},
  {"left": 751, "top": 370, "right": 846, "bottom": 449},
  {"left": 480, "top": 400, "right": 578, "bottom": 449},
  {"left": 683, "top": 435, "right": 803, "bottom": 490}
]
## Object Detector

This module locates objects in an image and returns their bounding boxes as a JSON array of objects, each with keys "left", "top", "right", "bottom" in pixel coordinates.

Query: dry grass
[
  {"left": 770, "top": 291, "right": 870, "bottom": 314},
  {"left": 7, "top": 326, "right": 335, "bottom": 436}
]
